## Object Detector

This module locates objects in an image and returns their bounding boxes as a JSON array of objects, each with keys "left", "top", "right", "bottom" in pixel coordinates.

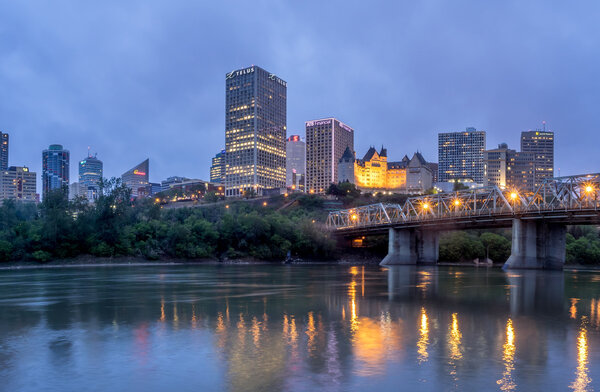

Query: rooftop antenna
[
  {"left": 542, "top": 120, "right": 546, "bottom": 132},
  {"left": 87, "top": 146, "right": 91, "bottom": 158}
]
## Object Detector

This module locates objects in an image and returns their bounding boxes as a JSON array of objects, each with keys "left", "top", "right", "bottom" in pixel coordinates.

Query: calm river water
[{"left": 0, "top": 265, "right": 599, "bottom": 391}]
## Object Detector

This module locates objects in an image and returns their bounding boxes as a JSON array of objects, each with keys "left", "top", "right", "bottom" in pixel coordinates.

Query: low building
[
  {"left": 484, "top": 143, "right": 536, "bottom": 192},
  {"left": 0, "top": 166, "right": 37, "bottom": 202}
]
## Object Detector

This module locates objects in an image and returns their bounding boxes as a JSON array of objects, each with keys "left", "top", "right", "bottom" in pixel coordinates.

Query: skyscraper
[
  {"left": 286, "top": 135, "right": 305, "bottom": 191},
  {"left": 79, "top": 153, "right": 103, "bottom": 201},
  {"left": 121, "top": 159, "right": 149, "bottom": 198},
  {"left": 305, "top": 118, "right": 354, "bottom": 193},
  {"left": 521, "top": 127, "right": 554, "bottom": 186},
  {"left": 210, "top": 150, "right": 226, "bottom": 184},
  {"left": 224, "top": 65, "right": 287, "bottom": 197},
  {"left": 484, "top": 143, "right": 536, "bottom": 192},
  {"left": 438, "top": 128, "right": 486, "bottom": 184},
  {"left": 0, "top": 132, "right": 8, "bottom": 170},
  {"left": 42, "top": 144, "right": 70, "bottom": 196}
]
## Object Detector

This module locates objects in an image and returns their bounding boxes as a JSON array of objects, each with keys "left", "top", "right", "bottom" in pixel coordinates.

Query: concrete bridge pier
[
  {"left": 503, "top": 219, "right": 566, "bottom": 270},
  {"left": 380, "top": 228, "right": 439, "bottom": 266}
]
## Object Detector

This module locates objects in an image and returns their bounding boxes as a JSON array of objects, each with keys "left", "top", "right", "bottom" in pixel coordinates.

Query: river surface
[{"left": 0, "top": 265, "right": 599, "bottom": 391}]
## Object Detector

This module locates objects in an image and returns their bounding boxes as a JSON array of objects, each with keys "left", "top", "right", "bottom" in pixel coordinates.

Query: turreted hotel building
[{"left": 224, "top": 66, "right": 287, "bottom": 197}]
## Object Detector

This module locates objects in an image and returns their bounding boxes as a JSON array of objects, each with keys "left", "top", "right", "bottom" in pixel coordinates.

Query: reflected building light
[
  {"left": 173, "top": 303, "right": 179, "bottom": 326},
  {"left": 262, "top": 313, "right": 269, "bottom": 332},
  {"left": 252, "top": 317, "right": 261, "bottom": 348},
  {"left": 160, "top": 299, "right": 166, "bottom": 323},
  {"left": 217, "top": 312, "right": 226, "bottom": 333},
  {"left": 362, "top": 266, "right": 365, "bottom": 297},
  {"left": 448, "top": 313, "right": 463, "bottom": 361},
  {"left": 570, "top": 320, "right": 592, "bottom": 392},
  {"left": 497, "top": 318, "right": 516, "bottom": 391},
  {"left": 571, "top": 298, "right": 580, "bottom": 319},
  {"left": 306, "top": 312, "right": 317, "bottom": 355},
  {"left": 191, "top": 304, "right": 198, "bottom": 329},
  {"left": 237, "top": 313, "right": 246, "bottom": 346},
  {"left": 417, "top": 307, "right": 430, "bottom": 363}
]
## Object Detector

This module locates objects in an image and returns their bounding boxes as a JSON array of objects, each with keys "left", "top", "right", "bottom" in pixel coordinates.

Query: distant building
[
  {"left": 0, "top": 166, "right": 37, "bottom": 202},
  {"left": 306, "top": 118, "right": 354, "bottom": 193},
  {"left": 286, "top": 135, "right": 305, "bottom": 191},
  {"left": 121, "top": 159, "right": 149, "bottom": 198},
  {"left": 224, "top": 65, "right": 287, "bottom": 197},
  {"left": 521, "top": 127, "right": 554, "bottom": 186},
  {"left": 42, "top": 144, "right": 70, "bottom": 196},
  {"left": 339, "top": 146, "right": 432, "bottom": 194},
  {"left": 438, "top": 128, "right": 486, "bottom": 184},
  {"left": 79, "top": 153, "right": 103, "bottom": 201},
  {"left": 160, "top": 176, "right": 190, "bottom": 192},
  {"left": 0, "top": 132, "right": 8, "bottom": 170},
  {"left": 210, "top": 150, "right": 226, "bottom": 184},
  {"left": 69, "top": 182, "right": 80, "bottom": 200},
  {"left": 484, "top": 143, "right": 536, "bottom": 192}
]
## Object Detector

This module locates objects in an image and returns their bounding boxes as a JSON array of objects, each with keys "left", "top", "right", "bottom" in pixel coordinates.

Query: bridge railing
[{"left": 326, "top": 173, "right": 600, "bottom": 230}]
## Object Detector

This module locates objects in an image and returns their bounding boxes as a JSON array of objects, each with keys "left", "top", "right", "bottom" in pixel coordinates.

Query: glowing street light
[
  {"left": 422, "top": 203, "right": 430, "bottom": 211},
  {"left": 510, "top": 192, "right": 518, "bottom": 200},
  {"left": 351, "top": 213, "right": 358, "bottom": 221},
  {"left": 585, "top": 185, "right": 594, "bottom": 193},
  {"left": 263, "top": 201, "right": 268, "bottom": 206},
  {"left": 453, "top": 199, "right": 460, "bottom": 206}
]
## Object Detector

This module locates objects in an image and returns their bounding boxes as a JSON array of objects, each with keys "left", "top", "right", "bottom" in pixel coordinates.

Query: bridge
[{"left": 326, "top": 173, "right": 600, "bottom": 269}]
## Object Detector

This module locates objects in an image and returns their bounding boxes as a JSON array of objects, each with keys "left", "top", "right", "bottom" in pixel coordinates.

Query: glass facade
[
  {"left": 286, "top": 135, "right": 305, "bottom": 190},
  {"left": 79, "top": 154, "right": 103, "bottom": 201},
  {"left": 42, "top": 144, "right": 70, "bottom": 196},
  {"left": 306, "top": 118, "right": 354, "bottom": 193},
  {"left": 210, "top": 150, "right": 226, "bottom": 184},
  {"left": 0, "top": 132, "right": 8, "bottom": 170},
  {"left": 224, "top": 66, "right": 287, "bottom": 197},
  {"left": 438, "top": 128, "right": 486, "bottom": 184},
  {"left": 121, "top": 159, "right": 149, "bottom": 198},
  {"left": 521, "top": 130, "right": 554, "bottom": 186}
]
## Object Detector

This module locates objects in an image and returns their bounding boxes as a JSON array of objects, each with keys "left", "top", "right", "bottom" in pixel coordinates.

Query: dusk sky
[{"left": 1, "top": 1, "right": 599, "bottom": 192}]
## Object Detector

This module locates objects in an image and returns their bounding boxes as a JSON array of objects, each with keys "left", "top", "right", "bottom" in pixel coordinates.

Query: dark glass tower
[
  {"left": 224, "top": 66, "right": 287, "bottom": 197},
  {"left": 0, "top": 132, "right": 8, "bottom": 170},
  {"left": 42, "top": 144, "right": 70, "bottom": 196},
  {"left": 210, "top": 149, "right": 226, "bottom": 184},
  {"left": 79, "top": 153, "right": 103, "bottom": 201},
  {"left": 521, "top": 128, "right": 554, "bottom": 187},
  {"left": 121, "top": 159, "right": 149, "bottom": 198}
]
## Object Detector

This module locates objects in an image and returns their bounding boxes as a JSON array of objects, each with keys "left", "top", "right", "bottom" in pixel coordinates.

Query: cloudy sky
[{"left": 1, "top": 1, "right": 599, "bottom": 191}]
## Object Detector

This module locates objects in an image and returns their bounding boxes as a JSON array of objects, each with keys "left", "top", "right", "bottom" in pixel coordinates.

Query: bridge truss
[{"left": 326, "top": 173, "right": 600, "bottom": 230}]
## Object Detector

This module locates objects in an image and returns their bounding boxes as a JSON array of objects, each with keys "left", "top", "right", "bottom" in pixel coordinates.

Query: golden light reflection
[
  {"left": 348, "top": 269, "right": 359, "bottom": 333},
  {"left": 353, "top": 315, "right": 401, "bottom": 376},
  {"left": 416, "top": 270, "right": 432, "bottom": 292},
  {"left": 417, "top": 307, "right": 429, "bottom": 363},
  {"left": 570, "top": 320, "right": 592, "bottom": 392},
  {"left": 237, "top": 313, "right": 246, "bottom": 346},
  {"left": 497, "top": 318, "right": 516, "bottom": 391},
  {"left": 216, "top": 312, "right": 225, "bottom": 332},
  {"left": 191, "top": 304, "right": 197, "bottom": 329},
  {"left": 306, "top": 312, "right": 316, "bottom": 355},
  {"left": 251, "top": 317, "right": 261, "bottom": 347},
  {"left": 448, "top": 313, "right": 463, "bottom": 361},
  {"left": 590, "top": 299, "right": 600, "bottom": 328},
  {"left": 159, "top": 299, "right": 165, "bottom": 322},
  {"left": 571, "top": 298, "right": 580, "bottom": 319},
  {"left": 173, "top": 303, "right": 179, "bottom": 327}
]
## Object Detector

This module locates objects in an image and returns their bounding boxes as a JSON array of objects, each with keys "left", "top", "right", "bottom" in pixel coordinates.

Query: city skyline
[{"left": 2, "top": 2, "right": 599, "bottom": 194}]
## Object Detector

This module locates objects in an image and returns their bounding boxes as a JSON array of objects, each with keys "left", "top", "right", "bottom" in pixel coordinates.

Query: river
[{"left": 0, "top": 265, "right": 598, "bottom": 391}]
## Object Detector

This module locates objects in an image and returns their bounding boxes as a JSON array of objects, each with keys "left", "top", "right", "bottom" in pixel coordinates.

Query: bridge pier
[
  {"left": 503, "top": 219, "right": 566, "bottom": 270},
  {"left": 380, "top": 228, "right": 439, "bottom": 266}
]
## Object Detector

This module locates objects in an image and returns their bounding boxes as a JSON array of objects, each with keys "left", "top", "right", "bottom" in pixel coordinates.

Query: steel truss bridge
[{"left": 326, "top": 173, "right": 600, "bottom": 236}]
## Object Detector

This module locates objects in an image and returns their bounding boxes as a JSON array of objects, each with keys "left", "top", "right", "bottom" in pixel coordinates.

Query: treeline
[{"left": 0, "top": 179, "right": 335, "bottom": 262}]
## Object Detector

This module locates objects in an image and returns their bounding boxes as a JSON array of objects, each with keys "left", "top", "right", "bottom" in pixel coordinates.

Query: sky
[{"left": 1, "top": 0, "right": 600, "bottom": 193}]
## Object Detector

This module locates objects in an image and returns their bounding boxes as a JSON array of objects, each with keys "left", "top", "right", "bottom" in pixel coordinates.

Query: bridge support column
[
  {"left": 380, "top": 228, "right": 417, "bottom": 265},
  {"left": 503, "top": 219, "right": 566, "bottom": 270},
  {"left": 417, "top": 230, "right": 439, "bottom": 264}
]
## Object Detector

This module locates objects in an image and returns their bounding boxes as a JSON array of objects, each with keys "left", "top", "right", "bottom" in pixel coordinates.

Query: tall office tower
[
  {"left": 224, "top": 65, "right": 287, "bottom": 197},
  {"left": 210, "top": 150, "right": 226, "bottom": 184},
  {"left": 0, "top": 166, "right": 37, "bottom": 202},
  {"left": 42, "top": 144, "right": 70, "bottom": 196},
  {"left": 521, "top": 127, "right": 554, "bottom": 186},
  {"left": 286, "top": 135, "right": 305, "bottom": 190},
  {"left": 484, "top": 143, "right": 536, "bottom": 192},
  {"left": 121, "top": 159, "right": 149, "bottom": 198},
  {"left": 438, "top": 127, "right": 486, "bottom": 184},
  {"left": 0, "top": 132, "right": 8, "bottom": 170},
  {"left": 305, "top": 118, "right": 354, "bottom": 193},
  {"left": 79, "top": 153, "right": 103, "bottom": 201}
]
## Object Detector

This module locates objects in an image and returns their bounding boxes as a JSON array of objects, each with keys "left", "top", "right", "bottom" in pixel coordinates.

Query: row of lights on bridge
[{"left": 348, "top": 183, "right": 597, "bottom": 221}]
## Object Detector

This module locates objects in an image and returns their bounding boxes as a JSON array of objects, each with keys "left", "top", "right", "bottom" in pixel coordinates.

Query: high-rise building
[
  {"left": 438, "top": 128, "right": 486, "bottom": 184},
  {"left": 521, "top": 127, "right": 554, "bottom": 186},
  {"left": 121, "top": 159, "right": 149, "bottom": 198},
  {"left": 0, "top": 132, "right": 8, "bottom": 170},
  {"left": 42, "top": 144, "right": 70, "bottom": 196},
  {"left": 286, "top": 135, "right": 305, "bottom": 191},
  {"left": 484, "top": 143, "right": 536, "bottom": 192},
  {"left": 306, "top": 118, "right": 354, "bottom": 193},
  {"left": 224, "top": 65, "right": 287, "bottom": 197},
  {"left": 79, "top": 153, "right": 103, "bottom": 201},
  {"left": 0, "top": 166, "right": 37, "bottom": 202},
  {"left": 210, "top": 150, "right": 226, "bottom": 184}
]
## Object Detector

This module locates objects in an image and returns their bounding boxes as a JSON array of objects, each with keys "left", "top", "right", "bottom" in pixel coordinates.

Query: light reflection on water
[{"left": 0, "top": 265, "right": 599, "bottom": 391}]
